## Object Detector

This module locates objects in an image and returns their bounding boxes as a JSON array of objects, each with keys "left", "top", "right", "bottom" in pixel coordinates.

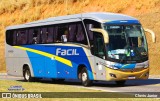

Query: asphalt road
[{"left": 0, "top": 73, "right": 160, "bottom": 92}]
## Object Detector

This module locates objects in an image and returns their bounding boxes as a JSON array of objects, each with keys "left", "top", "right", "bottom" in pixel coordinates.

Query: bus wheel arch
[
  {"left": 23, "top": 64, "right": 33, "bottom": 82},
  {"left": 77, "top": 64, "right": 92, "bottom": 86},
  {"left": 77, "top": 64, "right": 86, "bottom": 79}
]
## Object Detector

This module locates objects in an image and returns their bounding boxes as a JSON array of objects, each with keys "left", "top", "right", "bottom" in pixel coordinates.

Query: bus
[{"left": 5, "top": 12, "right": 155, "bottom": 86}]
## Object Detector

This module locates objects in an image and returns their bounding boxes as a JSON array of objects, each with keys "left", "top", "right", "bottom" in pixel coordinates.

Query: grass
[
  {"left": 0, "top": 80, "right": 96, "bottom": 92},
  {"left": 0, "top": 0, "right": 160, "bottom": 75},
  {"left": 0, "top": 80, "right": 158, "bottom": 101}
]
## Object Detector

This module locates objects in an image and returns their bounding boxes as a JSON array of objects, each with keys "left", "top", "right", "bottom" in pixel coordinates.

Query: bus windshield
[{"left": 103, "top": 24, "right": 148, "bottom": 63}]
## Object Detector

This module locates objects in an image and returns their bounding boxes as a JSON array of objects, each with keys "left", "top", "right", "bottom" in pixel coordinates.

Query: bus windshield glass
[{"left": 103, "top": 24, "right": 148, "bottom": 63}]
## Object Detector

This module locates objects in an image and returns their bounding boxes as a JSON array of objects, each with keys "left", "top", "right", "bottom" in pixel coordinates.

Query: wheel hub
[
  {"left": 82, "top": 72, "right": 87, "bottom": 81},
  {"left": 25, "top": 70, "right": 30, "bottom": 80}
]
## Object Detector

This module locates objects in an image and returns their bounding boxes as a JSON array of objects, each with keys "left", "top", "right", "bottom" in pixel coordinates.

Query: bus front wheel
[{"left": 81, "top": 68, "right": 92, "bottom": 87}]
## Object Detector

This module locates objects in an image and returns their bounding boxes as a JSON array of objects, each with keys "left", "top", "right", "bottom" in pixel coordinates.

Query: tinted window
[
  {"left": 76, "top": 23, "right": 87, "bottom": 44},
  {"left": 28, "top": 29, "right": 34, "bottom": 44},
  {"left": 17, "top": 30, "right": 28, "bottom": 45},
  {"left": 68, "top": 24, "right": 77, "bottom": 42},
  {"left": 57, "top": 24, "right": 68, "bottom": 42},
  {"left": 33, "top": 28, "right": 41, "bottom": 44},
  {"left": 54, "top": 22, "right": 88, "bottom": 45},
  {"left": 47, "top": 27, "right": 54, "bottom": 43},
  {"left": 6, "top": 22, "right": 88, "bottom": 45},
  {"left": 6, "top": 30, "right": 13, "bottom": 45},
  {"left": 13, "top": 30, "right": 17, "bottom": 45},
  {"left": 41, "top": 27, "right": 48, "bottom": 43},
  {"left": 84, "top": 19, "right": 101, "bottom": 46},
  {"left": 93, "top": 32, "right": 105, "bottom": 59}
]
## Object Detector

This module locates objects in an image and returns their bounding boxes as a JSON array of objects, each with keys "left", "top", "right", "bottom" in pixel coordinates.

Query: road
[{"left": 0, "top": 73, "right": 160, "bottom": 92}]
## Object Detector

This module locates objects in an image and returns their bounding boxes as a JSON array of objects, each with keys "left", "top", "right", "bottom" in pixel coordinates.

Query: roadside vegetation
[{"left": 0, "top": 0, "right": 160, "bottom": 74}]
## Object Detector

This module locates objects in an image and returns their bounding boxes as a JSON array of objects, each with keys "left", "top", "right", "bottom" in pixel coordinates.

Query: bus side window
[
  {"left": 57, "top": 26, "right": 63, "bottom": 42},
  {"left": 76, "top": 23, "right": 87, "bottom": 45},
  {"left": 41, "top": 27, "right": 48, "bottom": 43},
  {"left": 33, "top": 30, "right": 38, "bottom": 44},
  {"left": 57, "top": 25, "right": 68, "bottom": 42},
  {"left": 16, "top": 31, "right": 20, "bottom": 45},
  {"left": 86, "top": 24, "right": 93, "bottom": 46},
  {"left": 16, "top": 30, "right": 27, "bottom": 45},
  {"left": 54, "top": 26, "right": 58, "bottom": 42},
  {"left": 62, "top": 26, "right": 69, "bottom": 42},
  {"left": 68, "top": 24, "right": 77, "bottom": 42},
  {"left": 6, "top": 30, "right": 14, "bottom": 46},
  {"left": 13, "top": 30, "right": 17, "bottom": 45},
  {"left": 93, "top": 32, "right": 105, "bottom": 59},
  {"left": 32, "top": 28, "right": 41, "bottom": 44},
  {"left": 28, "top": 29, "right": 34, "bottom": 44},
  {"left": 83, "top": 19, "right": 101, "bottom": 46},
  {"left": 22, "top": 30, "right": 28, "bottom": 45},
  {"left": 47, "top": 27, "right": 54, "bottom": 43}
]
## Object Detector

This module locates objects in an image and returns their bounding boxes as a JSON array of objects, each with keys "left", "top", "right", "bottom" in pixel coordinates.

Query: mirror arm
[
  {"left": 91, "top": 28, "right": 109, "bottom": 44},
  {"left": 144, "top": 28, "right": 156, "bottom": 43}
]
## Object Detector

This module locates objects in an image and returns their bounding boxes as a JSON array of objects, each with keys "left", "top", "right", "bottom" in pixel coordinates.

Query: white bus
[{"left": 5, "top": 12, "right": 155, "bottom": 86}]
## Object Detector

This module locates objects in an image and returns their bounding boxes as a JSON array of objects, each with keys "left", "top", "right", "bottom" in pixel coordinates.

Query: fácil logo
[{"left": 56, "top": 48, "right": 79, "bottom": 56}]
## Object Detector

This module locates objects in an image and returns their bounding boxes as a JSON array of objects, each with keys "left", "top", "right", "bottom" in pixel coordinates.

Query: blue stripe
[{"left": 105, "top": 20, "right": 140, "bottom": 24}]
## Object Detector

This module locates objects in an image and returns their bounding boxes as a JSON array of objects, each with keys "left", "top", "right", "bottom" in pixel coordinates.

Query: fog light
[{"left": 109, "top": 73, "right": 117, "bottom": 78}]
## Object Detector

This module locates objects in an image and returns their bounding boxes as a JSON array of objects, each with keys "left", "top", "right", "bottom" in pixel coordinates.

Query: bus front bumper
[{"left": 106, "top": 68, "right": 149, "bottom": 81}]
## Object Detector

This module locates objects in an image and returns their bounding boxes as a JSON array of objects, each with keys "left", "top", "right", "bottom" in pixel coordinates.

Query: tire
[
  {"left": 81, "top": 68, "right": 92, "bottom": 87},
  {"left": 23, "top": 68, "right": 33, "bottom": 82},
  {"left": 116, "top": 80, "right": 126, "bottom": 86}
]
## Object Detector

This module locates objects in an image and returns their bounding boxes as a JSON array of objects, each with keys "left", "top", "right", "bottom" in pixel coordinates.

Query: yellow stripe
[{"left": 13, "top": 46, "right": 73, "bottom": 67}]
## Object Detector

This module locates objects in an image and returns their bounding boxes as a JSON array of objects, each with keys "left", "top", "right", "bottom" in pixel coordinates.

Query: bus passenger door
[{"left": 92, "top": 32, "right": 106, "bottom": 80}]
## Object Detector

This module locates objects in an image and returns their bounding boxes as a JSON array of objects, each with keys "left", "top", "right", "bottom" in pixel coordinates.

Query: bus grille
[{"left": 119, "top": 68, "right": 145, "bottom": 72}]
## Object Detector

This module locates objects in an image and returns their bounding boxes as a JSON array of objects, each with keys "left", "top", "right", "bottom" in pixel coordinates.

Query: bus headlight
[
  {"left": 113, "top": 67, "right": 119, "bottom": 70},
  {"left": 144, "top": 65, "right": 149, "bottom": 68}
]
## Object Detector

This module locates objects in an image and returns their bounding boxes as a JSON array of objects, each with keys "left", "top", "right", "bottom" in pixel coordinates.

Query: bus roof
[{"left": 6, "top": 12, "right": 139, "bottom": 30}]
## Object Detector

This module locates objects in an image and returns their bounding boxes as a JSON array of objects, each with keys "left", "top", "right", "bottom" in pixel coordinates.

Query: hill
[{"left": 0, "top": 0, "right": 160, "bottom": 74}]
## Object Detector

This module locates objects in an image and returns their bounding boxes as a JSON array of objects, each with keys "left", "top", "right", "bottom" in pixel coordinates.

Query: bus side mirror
[
  {"left": 90, "top": 28, "right": 109, "bottom": 44},
  {"left": 144, "top": 28, "right": 156, "bottom": 43}
]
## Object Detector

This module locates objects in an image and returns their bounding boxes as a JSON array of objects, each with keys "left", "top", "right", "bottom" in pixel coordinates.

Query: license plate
[{"left": 128, "top": 76, "right": 135, "bottom": 79}]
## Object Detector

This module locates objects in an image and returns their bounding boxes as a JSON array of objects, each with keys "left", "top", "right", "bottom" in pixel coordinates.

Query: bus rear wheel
[
  {"left": 81, "top": 68, "right": 92, "bottom": 87},
  {"left": 23, "top": 68, "right": 33, "bottom": 82}
]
